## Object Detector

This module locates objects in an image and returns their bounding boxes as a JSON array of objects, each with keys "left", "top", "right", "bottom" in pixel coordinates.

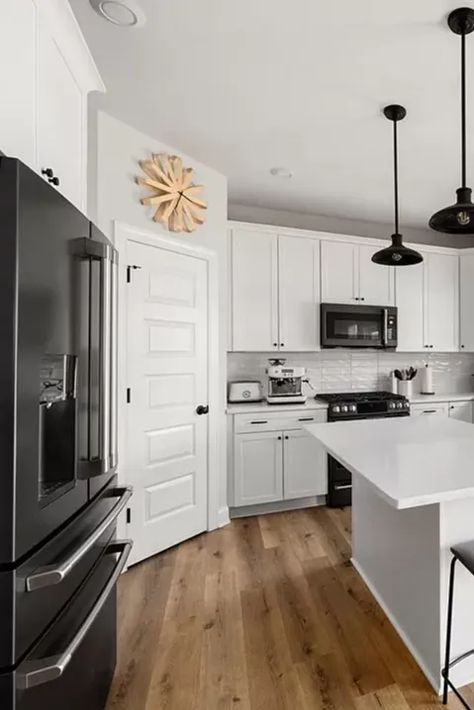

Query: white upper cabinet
[
  {"left": 460, "top": 252, "right": 474, "bottom": 351},
  {"left": 358, "top": 244, "right": 394, "bottom": 305},
  {"left": 395, "top": 259, "right": 425, "bottom": 352},
  {"left": 425, "top": 252, "right": 459, "bottom": 352},
  {"left": 37, "top": 17, "right": 84, "bottom": 210},
  {"left": 321, "top": 240, "right": 394, "bottom": 305},
  {"left": 278, "top": 236, "right": 320, "bottom": 351},
  {"left": 230, "top": 228, "right": 321, "bottom": 352},
  {"left": 231, "top": 229, "right": 278, "bottom": 351},
  {"left": 321, "top": 240, "right": 358, "bottom": 303}
]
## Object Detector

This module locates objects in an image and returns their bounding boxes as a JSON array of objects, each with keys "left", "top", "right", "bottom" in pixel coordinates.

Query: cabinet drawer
[
  {"left": 410, "top": 403, "right": 449, "bottom": 417},
  {"left": 234, "top": 409, "right": 326, "bottom": 433}
]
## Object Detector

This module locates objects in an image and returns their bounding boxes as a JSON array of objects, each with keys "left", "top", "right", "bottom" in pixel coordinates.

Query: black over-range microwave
[{"left": 320, "top": 303, "right": 398, "bottom": 349}]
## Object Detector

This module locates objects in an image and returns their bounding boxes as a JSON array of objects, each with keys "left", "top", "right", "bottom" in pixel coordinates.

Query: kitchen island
[{"left": 305, "top": 416, "right": 474, "bottom": 694}]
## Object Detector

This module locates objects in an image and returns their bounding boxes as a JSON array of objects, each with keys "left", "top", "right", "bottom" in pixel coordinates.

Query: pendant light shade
[
  {"left": 372, "top": 105, "right": 423, "bottom": 266},
  {"left": 429, "top": 7, "right": 474, "bottom": 234}
]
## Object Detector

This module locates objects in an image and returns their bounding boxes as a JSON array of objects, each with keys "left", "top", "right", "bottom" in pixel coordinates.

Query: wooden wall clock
[{"left": 137, "top": 153, "right": 207, "bottom": 233}]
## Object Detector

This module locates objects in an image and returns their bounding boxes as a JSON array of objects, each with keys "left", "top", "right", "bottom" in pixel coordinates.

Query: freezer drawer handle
[
  {"left": 333, "top": 484, "right": 352, "bottom": 491},
  {"left": 18, "top": 540, "right": 132, "bottom": 690},
  {"left": 25, "top": 486, "right": 133, "bottom": 592}
]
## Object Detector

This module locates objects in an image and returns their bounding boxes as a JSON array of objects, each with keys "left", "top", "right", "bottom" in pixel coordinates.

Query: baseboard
[
  {"left": 351, "top": 557, "right": 441, "bottom": 694},
  {"left": 217, "top": 506, "right": 230, "bottom": 528},
  {"left": 229, "top": 495, "right": 326, "bottom": 519}
]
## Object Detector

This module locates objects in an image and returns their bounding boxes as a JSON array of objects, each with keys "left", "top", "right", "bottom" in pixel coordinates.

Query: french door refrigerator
[{"left": 0, "top": 158, "right": 132, "bottom": 709}]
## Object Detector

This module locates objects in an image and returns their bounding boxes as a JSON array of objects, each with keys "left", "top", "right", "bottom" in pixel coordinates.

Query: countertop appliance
[
  {"left": 266, "top": 359, "right": 307, "bottom": 404},
  {"left": 315, "top": 390, "right": 410, "bottom": 506},
  {"left": 0, "top": 158, "right": 132, "bottom": 710},
  {"left": 228, "top": 380, "right": 263, "bottom": 403},
  {"left": 321, "top": 303, "right": 398, "bottom": 349}
]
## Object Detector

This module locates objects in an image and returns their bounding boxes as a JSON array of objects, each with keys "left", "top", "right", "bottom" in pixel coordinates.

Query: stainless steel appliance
[
  {"left": 320, "top": 303, "right": 398, "bottom": 349},
  {"left": 315, "top": 391, "right": 410, "bottom": 506},
  {"left": 266, "top": 359, "right": 307, "bottom": 404},
  {"left": 228, "top": 380, "right": 263, "bottom": 403},
  {"left": 0, "top": 158, "right": 131, "bottom": 710}
]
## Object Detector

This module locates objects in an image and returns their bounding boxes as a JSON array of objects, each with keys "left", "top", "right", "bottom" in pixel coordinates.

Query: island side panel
[
  {"left": 351, "top": 473, "right": 441, "bottom": 691},
  {"left": 439, "top": 498, "right": 474, "bottom": 691}
]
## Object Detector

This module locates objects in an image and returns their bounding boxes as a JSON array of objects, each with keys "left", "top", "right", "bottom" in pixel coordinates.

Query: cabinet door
[
  {"left": 231, "top": 229, "right": 278, "bottom": 351},
  {"left": 410, "top": 403, "right": 449, "bottom": 418},
  {"left": 0, "top": 0, "right": 36, "bottom": 167},
  {"left": 358, "top": 244, "right": 394, "bottom": 306},
  {"left": 448, "top": 401, "right": 473, "bottom": 423},
  {"left": 234, "top": 432, "right": 283, "bottom": 506},
  {"left": 425, "top": 253, "right": 459, "bottom": 352},
  {"left": 321, "top": 240, "right": 358, "bottom": 303},
  {"left": 283, "top": 430, "right": 327, "bottom": 499},
  {"left": 460, "top": 253, "right": 474, "bottom": 351},
  {"left": 395, "top": 258, "right": 425, "bottom": 351},
  {"left": 278, "top": 236, "right": 320, "bottom": 351},
  {"left": 37, "top": 20, "right": 84, "bottom": 209}
]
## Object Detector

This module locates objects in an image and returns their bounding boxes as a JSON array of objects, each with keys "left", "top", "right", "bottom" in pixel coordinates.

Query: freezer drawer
[
  {"left": 0, "top": 480, "right": 131, "bottom": 668},
  {"left": 0, "top": 539, "right": 131, "bottom": 710}
]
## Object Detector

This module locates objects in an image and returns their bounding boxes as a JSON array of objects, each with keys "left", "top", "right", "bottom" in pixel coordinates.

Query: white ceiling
[{"left": 70, "top": 0, "right": 474, "bottom": 229}]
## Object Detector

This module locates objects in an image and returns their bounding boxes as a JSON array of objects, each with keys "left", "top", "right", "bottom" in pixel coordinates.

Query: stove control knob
[
  {"left": 332, "top": 405, "right": 340, "bottom": 413},
  {"left": 341, "top": 405, "right": 348, "bottom": 413},
  {"left": 397, "top": 402, "right": 403, "bottom": 409},
  {"left": 389, "top": 402, "right": 395, "bottom": 409},
  {"left": 350, "top": 404, "right": 357, "bottom": 412}
]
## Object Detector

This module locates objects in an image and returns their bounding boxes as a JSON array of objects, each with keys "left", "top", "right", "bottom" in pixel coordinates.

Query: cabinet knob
[
  {"left": 49, "top": 176, "right": 60, "bottom": 186},
  {"left": 277, "top": 436, "right": 282, "bottom": 440},
  {"left": 360, "top": 297, "right": 365, "bottom": 301},
  {"left": 284, "top": 435, "right": 289, "bottom": 440},
  {"left": 462, "top": 344, "right": 465, "bottom": 349},
  {"left": 354, "top": 297, "right": 359, "bottom": 301},
  {"left": 196, "top": 404, "right": 209, "bottom": 415},
  {"left": 280, "top": 343, "right": 285, "bottom": 347},
  {"left": 42, "top": 168, "right": 54, "bottom": 178},
  {"left": 430, "top": 345, "right": 433, "bottom": 348},
  {"left": 273, "top": 342, "right": 278, "bottom": 347}
]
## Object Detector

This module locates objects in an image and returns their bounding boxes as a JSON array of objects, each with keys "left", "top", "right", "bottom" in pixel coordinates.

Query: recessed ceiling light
[
  {"left": 90, "top": 0, "right": 146, "bottom": 27},
  {"left": 270, "top": 167, "right": 294, "bottom": 178}
]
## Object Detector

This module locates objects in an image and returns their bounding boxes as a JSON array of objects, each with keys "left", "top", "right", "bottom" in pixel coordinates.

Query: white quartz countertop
[{"left": 305, "top": 417, "right": 474, "bottom": 510}]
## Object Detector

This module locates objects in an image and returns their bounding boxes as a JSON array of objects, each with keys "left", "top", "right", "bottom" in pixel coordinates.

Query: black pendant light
[
  {"left": 430, "top": 7, "right": 474, "bottom": 233},
  {"left": 372, "top": 105, "right": 423, "bottom": 266}
]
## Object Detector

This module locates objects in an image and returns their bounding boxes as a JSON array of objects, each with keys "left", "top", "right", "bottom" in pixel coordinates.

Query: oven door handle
[
  {"left": 18, "top": 540, "right": 132, "bottom": 690},
  {"left": 25, "top": 486, "right": 132, "bottom": 592},
  {"left": 382, "top": 307, "right": 388, "bottom": 347}
]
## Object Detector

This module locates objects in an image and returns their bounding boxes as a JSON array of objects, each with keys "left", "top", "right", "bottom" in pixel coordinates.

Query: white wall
[{"left": 94, "top": 110, "right": 229, "bottom": 519}]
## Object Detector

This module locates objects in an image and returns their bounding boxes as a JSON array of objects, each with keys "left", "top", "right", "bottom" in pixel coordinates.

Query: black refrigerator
[{"left": 0, "top": 158, "right": 132, "bottom": 709}]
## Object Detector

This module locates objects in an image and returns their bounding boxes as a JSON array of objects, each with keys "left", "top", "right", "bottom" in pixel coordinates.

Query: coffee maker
[{"left": 265, "top": 359, "right": 307, "bottom": 404}]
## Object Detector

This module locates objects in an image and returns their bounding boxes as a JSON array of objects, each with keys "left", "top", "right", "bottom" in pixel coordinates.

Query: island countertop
[{"left": 305, "top": 417, "right": 474, "bottom": 510}]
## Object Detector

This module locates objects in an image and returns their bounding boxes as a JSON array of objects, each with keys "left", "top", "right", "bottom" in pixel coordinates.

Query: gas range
[{"left": 316, "top": 390, "right": 410, "bottom": 422}]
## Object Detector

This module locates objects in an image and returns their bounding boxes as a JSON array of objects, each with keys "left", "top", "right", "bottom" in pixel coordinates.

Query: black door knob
[
  {"left": 42, "top": 168, "right": 54, "bottom": 178},
  {"left": 196, "top": 405, "right": 209, "bottom": 415}
]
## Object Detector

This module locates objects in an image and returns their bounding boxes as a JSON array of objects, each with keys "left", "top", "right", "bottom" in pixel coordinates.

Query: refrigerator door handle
[
  {"left": 100, "top": 255, "right": 112, "bottom": 472},
  {"left": 18, "top": 540, "right": 132, "bottom": 690},
  {"left": 25, "top": 486, "right": 132, "bottom": 592},
  {"left": 110, "top": 257, "right": 118, "bottom": 469}
]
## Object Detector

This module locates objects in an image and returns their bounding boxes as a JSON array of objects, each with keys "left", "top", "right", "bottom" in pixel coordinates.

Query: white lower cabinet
[
  {"left": 448, "top": 401, "right": 473, "bottom": 423},
  {"left": 283, "top": 430, "right": 328, "bottom": 500},
  {"left": 234, "top": 431, "right": 283, "bottom": 506},
  {"left": 231, "top": 410, "right": 327, "bottom": 508}
]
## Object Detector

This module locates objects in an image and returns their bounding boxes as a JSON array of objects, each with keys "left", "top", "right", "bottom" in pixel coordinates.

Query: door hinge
[
  {"left": 126, "top": 507, "right": 131, "bottom": 524},
  {"left": 126, "top": 387, "right": 131, "bottom": 403},
  {"left": 127, "top": 264, "right": 142, "bottom": 283}
]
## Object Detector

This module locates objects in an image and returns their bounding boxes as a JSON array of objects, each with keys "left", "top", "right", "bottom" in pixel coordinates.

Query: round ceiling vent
[{"left": 90, "top": 0, "right": 146, "bottom": 27}]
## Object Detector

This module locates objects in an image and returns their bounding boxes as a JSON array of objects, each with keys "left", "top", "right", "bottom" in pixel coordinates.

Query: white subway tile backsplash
[{"left": 227, "top": 351, "right": 474, "bottom": 396}]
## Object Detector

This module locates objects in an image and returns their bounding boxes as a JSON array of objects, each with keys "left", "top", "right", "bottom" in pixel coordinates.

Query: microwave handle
[{"left": 382, "top": 308, "right": 388, "bottom": 347}]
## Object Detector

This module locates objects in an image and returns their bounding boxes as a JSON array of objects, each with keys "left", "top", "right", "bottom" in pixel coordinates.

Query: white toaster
[{"left": 228, "top": 380, "right": 263, "bottom": 403}]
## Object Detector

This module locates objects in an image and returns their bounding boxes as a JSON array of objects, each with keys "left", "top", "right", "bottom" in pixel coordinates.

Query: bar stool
[{"left": 442, "top": 542, "right": 474, "bottom": 708}]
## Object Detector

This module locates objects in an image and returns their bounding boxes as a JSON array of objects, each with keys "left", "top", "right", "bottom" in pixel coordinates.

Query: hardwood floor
[{"left": 106, "top": 507, "right": 474, "bottom": 709}]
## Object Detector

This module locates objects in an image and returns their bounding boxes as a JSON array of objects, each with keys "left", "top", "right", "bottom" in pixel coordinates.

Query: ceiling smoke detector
[{"left": 90, "top": 0, "right": 146, "bottom": 27}]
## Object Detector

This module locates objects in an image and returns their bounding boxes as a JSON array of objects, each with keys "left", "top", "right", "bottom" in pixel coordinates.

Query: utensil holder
[{"left": 397, "top": 380, "right": 413, "bottom": 398}]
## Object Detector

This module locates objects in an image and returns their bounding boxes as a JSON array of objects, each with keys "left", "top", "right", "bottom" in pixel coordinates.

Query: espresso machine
[{"left": 265, "top": 359, "right": 308, "bottom": 404}]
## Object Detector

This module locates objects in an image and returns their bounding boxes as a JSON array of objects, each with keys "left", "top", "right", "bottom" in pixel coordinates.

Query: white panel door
[
  {"left": 37, "top": 19, "right": 83, "bottom": 209},
  {"left": 321, "top": 240, "right": 358, "bottom": 303},
  {"left": 395, "top": 259, "right": 425, "bottom": 352},
  {"left": 358, "top": 244, "right": 394, "bottom": 306},
  {"left": 283, "top": 429, "right": 327, "bottom": 499},
  {"left": 448, "top": 402, "right": 473, "bottom": 423},
  {"left": 460, "top": 253, "right": 474, "bottom": 351},
  {"left": 126, "top": 241, "right": 208, "bottom": 565},
  {"left": 234, "top": 432, "right": 283, "bottom": 506},
  {"left": 425, "top": 253, "right": 459, "bottom": 352},
  {"left": 0, "top": 0, "right": 36, "bottom": 167},
  {"left": 278, "top": 235, "right": 320, "bottom": 351},
  {"left": 231, "top": 229, "right": 278, "bottom": 351}
]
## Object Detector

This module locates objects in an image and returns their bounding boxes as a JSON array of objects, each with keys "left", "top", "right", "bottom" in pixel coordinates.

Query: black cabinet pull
[
  {"left": 284, "top": 435, "right": 289, "bottom": 440},
  {"left": 462, "top": 344, "right": 465, "bottom": 348},
  {"left": 250, "top": 420, "right": 268, "bottom": 424},
  {"left": 280, "top": 343, "right": 285, "bottom": 347},
  {"left": 277, "top": 436, "right": 282, "bottom": 440},
  {"left": 298, "top": 417, "right": 314, "bottom": 422},
  {"left": 42, "top": 168, "right": 54, "bottom": 178},
  {"left": 49, "top": 176, "right": 60, "bottom": 186},
  {"left": 360, "top": 297, "right": 365, "bottom": 301},
  {"left": 196, "top": 404, "right": 209, "bottom": 415},
  {"left": 422, "top": 409, "right": 437, "bottom": 414},
  {"left": 273, "top": 342, "right": 278, "bottom": 347}
]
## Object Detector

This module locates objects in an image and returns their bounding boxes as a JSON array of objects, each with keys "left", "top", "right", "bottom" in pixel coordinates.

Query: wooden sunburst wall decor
[{"left": 137, "top": 153, "right": 207, "bottom": 233}]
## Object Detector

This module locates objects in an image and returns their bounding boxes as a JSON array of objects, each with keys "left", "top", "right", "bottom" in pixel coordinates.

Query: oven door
[{"left": 321, "top": 303, "right": 389, "bottom": 348}]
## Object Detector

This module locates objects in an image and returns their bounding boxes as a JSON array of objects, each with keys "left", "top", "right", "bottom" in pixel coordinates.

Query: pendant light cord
[
  {"left": 393, "top": 118, "right": 399, "bottom": 234},
  {"left": 462, "top": 31, "right": 467, "bottom": 187}
]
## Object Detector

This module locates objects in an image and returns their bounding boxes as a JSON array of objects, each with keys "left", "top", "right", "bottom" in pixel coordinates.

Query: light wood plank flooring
[{"left": 106, "top": 507, "right": 474, "bottom": 709}]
